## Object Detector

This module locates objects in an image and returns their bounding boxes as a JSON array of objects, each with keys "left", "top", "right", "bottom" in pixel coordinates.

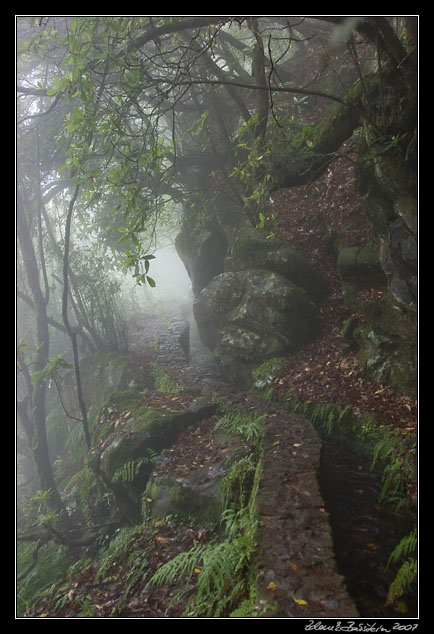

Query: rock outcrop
[
  {"left": 227, "top": 227, "right": 329, "bottom": 304},
  {"left": 89, "top": 389, "right": 218, "bottom": 523},
  {"left": 351, "top": 134, "right": 417, "bottom": 395},
  {"left": 185, "top": 226, "right": 327, "bottom": 389},
  {"left": 193, "top": 269, "right": 318, "bottom": 389}
]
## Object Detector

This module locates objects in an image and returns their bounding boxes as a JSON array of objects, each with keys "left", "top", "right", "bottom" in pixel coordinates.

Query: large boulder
[
  {"left": 193, "top": 269, "right": 317, "bottom": 388},
  {"left": 144, "top": 475, "right": 222, "bottom": 526},
  {"left": 226, "top": 227, "right": 329, "bottom": 304}
]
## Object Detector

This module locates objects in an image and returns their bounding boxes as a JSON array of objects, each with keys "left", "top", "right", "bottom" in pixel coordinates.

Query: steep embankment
[{"left": 261, "top": 148, "right": 417, "bottom": 464}]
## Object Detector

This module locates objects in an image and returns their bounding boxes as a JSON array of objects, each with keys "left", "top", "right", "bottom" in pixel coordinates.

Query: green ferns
[
  {"left": 370, "top": 432, "right": 416, "bottom": 512},
  {"left": 214, "top": 407, "right": 266, "bottom": 444},
  {"left": 292, "top": 400, "right": 351, "bottom": 435},
  {"left": 96, "top": 524, "right": 145, "bottom": 582},
  {"left": 112, "top": 450, "right": 158, "bottom": 484},
  {"left": 386, "top": 528, "right": 418, "bottom": 606},
  {"left": 150, "top": 523, "right": 256, "bottom": 617},
  {"left": 95, "top": 524, "right": 150, "bottom": 613},
  {"left": 149, "top": 406, "right": 264, "bottom": 617},
  {"left": 291, "top": 399, "right": 416, "bottom": 512},
  {"left": 151, "top": 363, "right": 185, "bottom": 394},
  {"left": 149, "top": 494, "right": 260, "bottom": 617}
]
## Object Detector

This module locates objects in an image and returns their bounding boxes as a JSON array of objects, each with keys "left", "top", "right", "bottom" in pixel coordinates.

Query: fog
[
  {"left": 120, "top": 242, "right": 192, "bottom": 321},
  {"left": 146, "top": 243, "right": 191, "bottom": 307}
]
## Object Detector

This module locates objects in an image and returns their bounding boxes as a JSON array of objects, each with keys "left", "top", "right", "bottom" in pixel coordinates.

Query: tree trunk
[
  {"left": 249, "top": 18, "right": 269, "bottom": 145},
  {"left": 61, "top": 185, "right": 92, "bottom": 449},
  {"left": 17, "top": 194, "right": 70, "bottom": 526}
]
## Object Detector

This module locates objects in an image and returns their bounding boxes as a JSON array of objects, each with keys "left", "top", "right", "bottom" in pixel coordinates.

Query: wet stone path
[{"left": 133, "top": 309, "right": 359, "bottom": 618}]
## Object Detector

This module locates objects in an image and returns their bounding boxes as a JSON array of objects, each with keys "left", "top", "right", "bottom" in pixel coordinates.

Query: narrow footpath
[{"left": 134, "top": 306, "right": 359, "bottom": 618}]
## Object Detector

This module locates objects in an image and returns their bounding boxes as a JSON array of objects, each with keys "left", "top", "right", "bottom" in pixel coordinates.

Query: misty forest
[{"left": 16, "top": 16, "right": 418, "bottom": 619}]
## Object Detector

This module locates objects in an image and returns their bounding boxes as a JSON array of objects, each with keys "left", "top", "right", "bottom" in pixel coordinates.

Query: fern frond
[
  {"left": 379, "top": 458, "right": 406, "bottom": 503},
  {"left": 150, "top": 530, "right": 255, "bottom": 617},
  {"left": 325, "top": 408, "right": 336, "bottom": 434},
  {"left": 190, "top": 537, "right": 251, "bottom": 617},
  {"left": 123, "top": 557, "right": 149, "bottom": 599},
  {"left": 386, "top": 557, "right": 417, "bottom": 606},
  {"left": 370, "top": 437, "right": 395, "bottom": 470},
  {"left": 96, "top": 525, "right": 144, "bottom": 582},
  {"left": 112, "top": 450, "right": 158, "bottom": 484},
  {"left": 337, "top": 405, "right": 352, "bottom": 423},
  {"left": 150, "top": 542, "right": 208, "bottom": 589},
  {"left": 387, "top": 528, "right": 417, "bottom": 568},
  {"left": 214, "top": 409, "right": 265, "bottom": 443},
  {"left": 220, "top": 453, "right": 256, "bottom": 511}
]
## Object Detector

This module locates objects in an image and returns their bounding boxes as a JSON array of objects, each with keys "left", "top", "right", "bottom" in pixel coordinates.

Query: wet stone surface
[{"left": 239, "top": 399, "right": 358, "bottom": 618}]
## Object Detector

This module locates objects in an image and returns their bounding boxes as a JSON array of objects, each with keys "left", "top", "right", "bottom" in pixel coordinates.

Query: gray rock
[
  {"left": 337, "top": 243, "right": 386, "bottom": 289},
  {"left": 193, "top": 269, "right": 317, "bottom": 388},
  {"left": 146, "top": 475, "right": 222, "bottom": 525},
  {"left": 229, "top": 227, "right": 329, "bottom": 303}
]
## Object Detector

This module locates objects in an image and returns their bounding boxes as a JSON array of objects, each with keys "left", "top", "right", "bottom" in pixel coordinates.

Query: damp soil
[{"left": 318, "top": 440, "right": 417, "bottom": 618}]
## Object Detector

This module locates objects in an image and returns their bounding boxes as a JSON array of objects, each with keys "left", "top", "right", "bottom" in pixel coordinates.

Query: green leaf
[{"left": 146, "top": 276, "right": 156, "bottom": 288}]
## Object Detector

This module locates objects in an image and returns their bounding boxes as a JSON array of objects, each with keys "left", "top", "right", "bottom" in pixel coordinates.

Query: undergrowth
[
  {"left": 148, "top": 405, "right": 265, "bottom": 617},
  {"left": 151, "top": 363, "right": 184, "bottom": 394},
  {"left": 150, "top": 508, "right": 258, "bottom": 617},
  {"left": 45, "top": 524, "right": 152, "bottom": 617},
  {"left": 17, "top": 542, "right": 72, "bottom": 616}
]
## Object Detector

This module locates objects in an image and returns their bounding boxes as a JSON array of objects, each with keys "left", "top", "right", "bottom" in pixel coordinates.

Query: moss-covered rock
[
  {"left": 215, "top": 326, "right": 288, "bottom": 390},
  {"left": 92, "top": 390, "right": 215, "bottom": 477},
  {"left": 252, "top": 356, "right": 286, "bottom": 390},
  {"left": 144, "top": 475, "right": 222, "bottom": 526},
  {"left": 88, "top": 390, "right": 219, "bottom": 522},
  {"left": 337, "top": 243, "right": 386, "bottom": 289},
  {"left": 229, "top": 227, "right": 329, "bottom": 303},
  {"left": 193, "top": 269, "right": 317, "bottom": 389}
]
